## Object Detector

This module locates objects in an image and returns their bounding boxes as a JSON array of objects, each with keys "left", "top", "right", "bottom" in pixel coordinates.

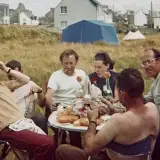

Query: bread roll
[
  {"left": 57, "top": 115, "right": 79, "bottom": 123},
  {"left": 80, "top": 118, "right": 103, "bottom": 126},
  {"left": 57, "top": 115, "right": 69, "bottom": 123},
  {"left": 67, "top": 106, "right": 73, "bottom": 114},
  {"left": 60, "top": 110, "right": 69, "bottom": 116},
  {"left": 81, "top": 118, "right": 89, "bottom": 126},
  {"left": 69, "top": 115, "right": 79, "bottom": 123},
  {"left": 74, "top": 119, "right": 81, "bottom": 126}
]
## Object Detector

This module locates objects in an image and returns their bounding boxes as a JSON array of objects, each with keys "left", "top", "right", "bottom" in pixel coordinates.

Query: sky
[{"left": 1, "top": 0, "right": 160, "bottom": 17}]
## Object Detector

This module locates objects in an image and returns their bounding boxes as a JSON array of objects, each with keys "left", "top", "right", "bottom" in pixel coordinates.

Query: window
[
  {"left": 61, "top": 21, "right": 67, "bottom": 29},
  {"left": 61, "top": 6, "right": 67, "bottom": 14}
]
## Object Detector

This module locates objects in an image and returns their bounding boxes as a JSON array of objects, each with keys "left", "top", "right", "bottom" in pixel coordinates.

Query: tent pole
[{"left": 80, "top": 28, "right": 83, "bottom": 43}]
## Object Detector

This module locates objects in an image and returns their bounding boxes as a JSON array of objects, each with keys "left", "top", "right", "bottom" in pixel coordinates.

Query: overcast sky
[{"left": 1, "top": 0, "right": 160, "bottom": 17}]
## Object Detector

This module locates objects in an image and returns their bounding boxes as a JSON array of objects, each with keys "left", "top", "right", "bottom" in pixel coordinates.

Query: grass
[
  {"left": 0, "top": 26, "right": 159, "bottom": 92},
  {"left": 0, "top": 25, "right": 159, "bottom": 159}
]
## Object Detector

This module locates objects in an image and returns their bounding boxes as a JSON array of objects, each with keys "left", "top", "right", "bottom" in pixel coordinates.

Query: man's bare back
[{"left": 107, "top": 102, "right": 159, "bottom": 160}]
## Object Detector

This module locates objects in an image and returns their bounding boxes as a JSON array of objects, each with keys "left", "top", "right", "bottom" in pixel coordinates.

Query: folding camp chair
[{"left": 0, "top": 140, "right": 29, "bottom": 160}]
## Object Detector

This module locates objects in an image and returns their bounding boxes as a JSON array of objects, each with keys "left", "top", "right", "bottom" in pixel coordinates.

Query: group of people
[{"left": 0, "top": 48, "right": 160, "bottom": 160}]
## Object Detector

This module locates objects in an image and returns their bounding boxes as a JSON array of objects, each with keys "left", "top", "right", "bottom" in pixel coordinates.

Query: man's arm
[
  {"left": 45, "top": 88, "right": 54, "bottom": 109},
  {"left": 100, "top": 98, "right": 125, "bottom": 115},
  {"left": 84, "top": 113, "right": 120, "bottom": 156},
  {"left": 29, "top": 81, "right": 45, "bottom": 107},
  {"left": 144, "top": 84, "right": 154, "bottom": 103},
  {"left": 45, "top": 73, "right": 58, "bottom": 109},
  {"left": 0, "top": 61, "right": 30, "bottom": 91},
  {"left": 36, "top": 92, "right": 45, "bottom": 107}
]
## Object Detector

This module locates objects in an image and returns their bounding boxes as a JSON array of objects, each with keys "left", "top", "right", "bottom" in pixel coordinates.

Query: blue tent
[{"left": 62, "top": 20, "right": 120, "bottom": 45}]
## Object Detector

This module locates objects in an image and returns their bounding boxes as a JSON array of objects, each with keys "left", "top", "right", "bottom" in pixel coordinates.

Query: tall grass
[{"left": 0, "top": 26, "right": 159, "bottom": 92}]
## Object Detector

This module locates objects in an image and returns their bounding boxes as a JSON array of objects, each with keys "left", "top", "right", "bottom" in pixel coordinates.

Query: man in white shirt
[
  {"left": 45, "top": 49, "right": 88, "bottom": 148},
  {"left": 6, "top": 60, "right": 48, "bottom": 134},
  {"left": 47, "top": 68, "right": 86, "bottom": 109}
]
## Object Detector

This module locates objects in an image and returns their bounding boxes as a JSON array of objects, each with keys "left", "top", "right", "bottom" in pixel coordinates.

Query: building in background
[
  {"left": 10, "top": 3, "right": 39, "bottom": 25},
  {"left": 39, "top": 8, "right": 54, "bottom": 25},
  {"left": 0, "top": 3, "right": 10, "bottom": 24},
  {"left": 127, "top": 10, "right": 134, "bottom": 25},
  {"left": 19, "top": 11, "right": 38, "bottom": 25},
  {"left": 54, "top": 0, "right": 113, "bottom": 30},
  {"left": 134, "top": 10, "right": 147, "bottom": 26}
]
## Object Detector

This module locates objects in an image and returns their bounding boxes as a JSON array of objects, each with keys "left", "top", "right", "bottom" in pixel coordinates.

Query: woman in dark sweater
[{"left": 89, "top": 52, "right": 118, "bottom": 100}]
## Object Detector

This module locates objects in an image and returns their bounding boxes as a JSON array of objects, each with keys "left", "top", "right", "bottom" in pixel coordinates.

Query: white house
[
  {"left": 154, "top": 17, "right": 160, "bottom": 29},
  {"left": 54, "top": 0, "right": 113, "bottom": 30},
  {"left": 134, "top": 10, "right": 147, "bottom": 26},
  {"left": 0, "top": 15, "right": 10, "bottom": 24},
  {"left": 19, "top": 11, "right": 39, "bottom": 25},
  {"left": 152, "top": 11, "right": 160, "bottom": 29},
  {"left": 0, "top": 3, "right": 10, "bottom": 24},
  {"left": 104, "top": 9, "right": 113, "bottom": 23}
]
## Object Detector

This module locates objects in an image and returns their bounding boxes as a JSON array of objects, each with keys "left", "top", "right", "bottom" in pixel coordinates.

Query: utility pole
[
  {"left": 151, "top": 1, "right": 153, "bottom": 28},
  {"left": 112, "top": 4, "right": 115, "bottom": 22}
]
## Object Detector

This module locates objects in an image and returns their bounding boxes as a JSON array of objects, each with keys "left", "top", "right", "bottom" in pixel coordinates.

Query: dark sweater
[{"left": 88, "top": 71, "right": 118, "bottom": 97}]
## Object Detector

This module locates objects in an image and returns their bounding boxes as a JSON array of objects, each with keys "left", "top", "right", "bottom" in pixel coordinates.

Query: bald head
[{"left": 141, "top": 49, "right": 160, "bottom": 59}]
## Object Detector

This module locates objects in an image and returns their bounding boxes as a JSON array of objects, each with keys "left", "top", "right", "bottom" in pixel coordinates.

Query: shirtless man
[{"left": 56, "top": 68, "right": 159, "bottom": 160}]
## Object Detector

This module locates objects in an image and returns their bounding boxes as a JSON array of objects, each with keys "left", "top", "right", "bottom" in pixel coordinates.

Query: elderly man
[
  {"left": 6, "top": 60, "right": 48, "bottom": 134},
  {"left": 141, "top": 48, "right": 160, "bottom": 160},
  {"left": 0, "top": 61, "right": 56, "bottom": 160},
  {"left": 45, "top": 49, "right": 88, "bottom": 148}
]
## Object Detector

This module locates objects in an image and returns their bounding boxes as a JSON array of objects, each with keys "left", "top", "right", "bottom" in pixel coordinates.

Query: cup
[
  {"left": 75, "top": 99, "right": 84, "bottom": 109},
  {"left": 57, "top": 104, "right": 64, "bottom": 116},
  {"left": 83, "top": 94, "right": 91, "bottom": 105}
]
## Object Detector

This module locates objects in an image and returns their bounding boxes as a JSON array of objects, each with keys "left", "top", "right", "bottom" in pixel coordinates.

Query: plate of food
[{"left": 48, "top": 106, "right": 111, "bottom": 132}]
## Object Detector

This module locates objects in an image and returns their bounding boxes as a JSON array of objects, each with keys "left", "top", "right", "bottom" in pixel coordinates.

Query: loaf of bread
[
  {"left": 57, "top": 115, "right": 79, "bottom": 123},
  {"left": 57, "top": 115, "right": 69, "bottom": 123},
  {"left": 73, "top": 118, "right": 103, "bottom": 126},
  {"left": 68, "top": 115, "right": 79, "bottom": 123},
  {"left": 73, "top": 119, "right": 81, "bottom": 126}
]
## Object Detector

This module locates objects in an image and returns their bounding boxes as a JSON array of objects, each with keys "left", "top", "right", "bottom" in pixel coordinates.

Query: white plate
[{"left": 48, "top": 111, "right": 111, "bottom": 132}]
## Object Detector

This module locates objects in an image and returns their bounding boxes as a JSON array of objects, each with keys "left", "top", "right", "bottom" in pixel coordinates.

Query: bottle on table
[{"left": 103, "top": 80, "right": 112, "bottom": 98}]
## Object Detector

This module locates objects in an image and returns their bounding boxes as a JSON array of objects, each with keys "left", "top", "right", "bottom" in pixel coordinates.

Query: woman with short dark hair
[{"left": 88, "top": 52, "right": 118, "bottom": 99}]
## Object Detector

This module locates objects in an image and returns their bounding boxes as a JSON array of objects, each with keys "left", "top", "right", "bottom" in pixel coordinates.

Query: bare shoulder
[
  {"left": 109, "top": 113, "right": 125, "bottom": 124},
  {"left": 145, "top": 102, "right": 157, "bottom": 108},
  {"left": 145, "top": 102, "right": 159, "bottom": 127},
  {"left": 145, "top": 102, "right": 159, "bottom": 114}
]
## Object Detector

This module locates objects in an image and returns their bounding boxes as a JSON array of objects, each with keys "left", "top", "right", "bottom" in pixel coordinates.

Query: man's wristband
[
  {"left": 89, "top": 120, "right": 97, "bottom": 126},
  {"left": 37, "top": 89, "right": 43, "bottom": 94},
  {"left": 7, "top": 68, "right": 11, "bottom": 74}
]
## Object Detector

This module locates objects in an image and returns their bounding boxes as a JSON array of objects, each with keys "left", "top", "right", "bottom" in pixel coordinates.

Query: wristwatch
[
  {"left": 37, "top": 89, "right": 43, "bottom": 94},
  {"left": 7, "top": 68, "right": 11, "bottom": 74},
  {"left": 89, "top": 120, "right": 97, "bottom": 126}
]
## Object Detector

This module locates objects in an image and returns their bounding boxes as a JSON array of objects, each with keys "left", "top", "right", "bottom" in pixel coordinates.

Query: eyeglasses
[{"left": 141, "top": 58, "right": 157, "bottom": 68}]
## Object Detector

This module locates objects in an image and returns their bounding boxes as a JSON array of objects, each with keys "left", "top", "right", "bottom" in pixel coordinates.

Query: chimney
[{"left": 50, "top": 8, "right": 54, "bottom": 11}]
